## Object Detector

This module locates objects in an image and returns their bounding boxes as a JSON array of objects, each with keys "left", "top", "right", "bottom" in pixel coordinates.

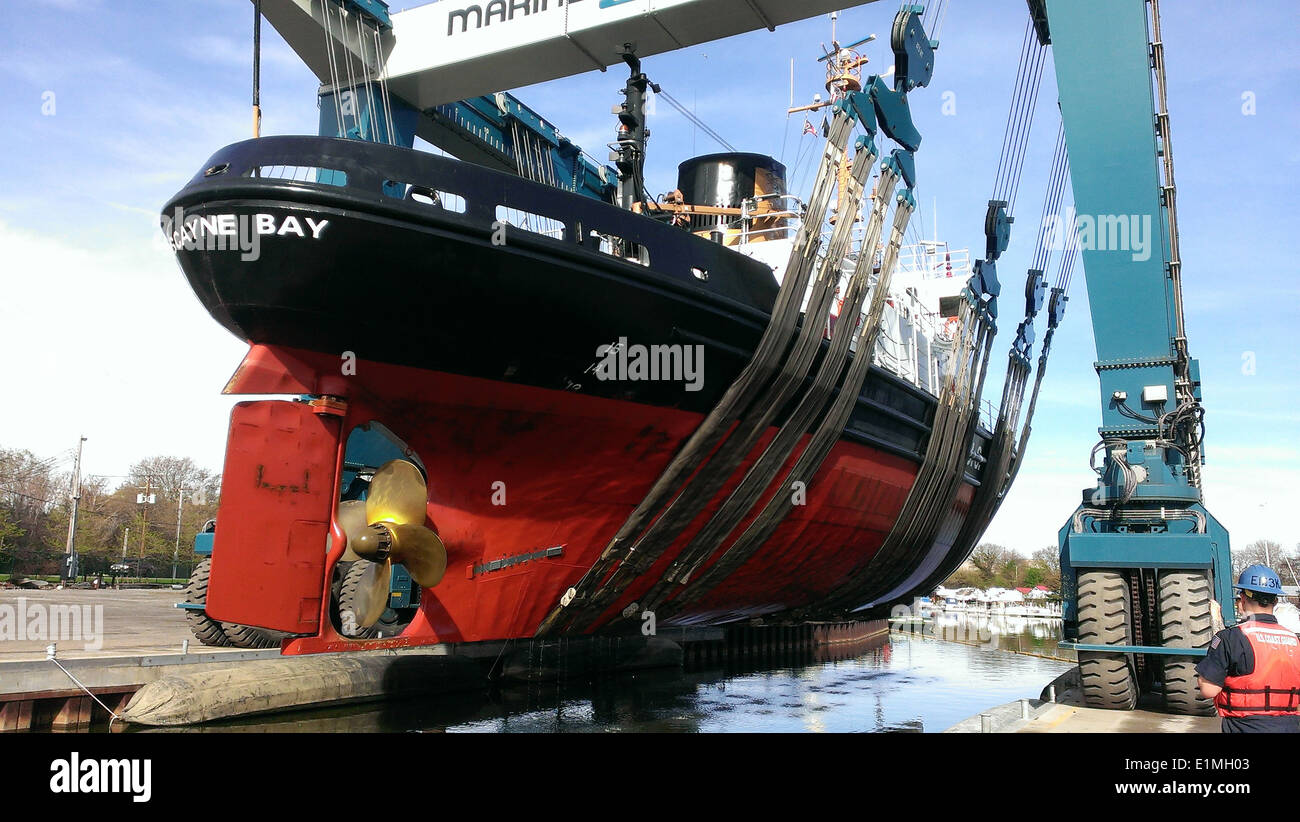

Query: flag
[
  {"left": 802, "top": 118, "right": 815, "bottom": 136},
  {"left": 820, "top": 115, "right": 829, "bottom": 138},
  {"left": 945, "top": 251, "right": 952, "bottom": 278}
]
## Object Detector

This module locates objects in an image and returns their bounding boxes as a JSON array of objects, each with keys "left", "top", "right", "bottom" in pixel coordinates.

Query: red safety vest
[{"left": 1215, "top": 618, "right": 1300, "bottom": 717}]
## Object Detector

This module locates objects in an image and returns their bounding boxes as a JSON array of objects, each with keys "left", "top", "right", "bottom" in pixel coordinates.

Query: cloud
[
  {"left": 0, "top": 220, "right": 248, "bottom": 479},
  {"left": 185, "top": 35, "right": 302, "bottom": 73},
  {"left": 30, "top": 0, "right": 102, "bottom": 10}
]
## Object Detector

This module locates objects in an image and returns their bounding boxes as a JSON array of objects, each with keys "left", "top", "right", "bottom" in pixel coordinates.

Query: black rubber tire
[
  {"left": 336, "top": 560, "right": 381, "bottom": 639},
  {"left": 184, "top": 559, "right": 231, "bottom": 647},
  {"left": 1077, "top": 570, "right": 1138, "bottom": 710},
  {"left": 220, "top": 622, "right": 285, "bottom": 649},
  {"left": 1159, "top": 571, "right": 1216, "bottom": 716},
  {"left": 375, "top": 608, "right": 416, "bottom": 639}
]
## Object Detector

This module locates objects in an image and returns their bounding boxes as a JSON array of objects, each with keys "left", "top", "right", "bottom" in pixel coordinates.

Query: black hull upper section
[{"left": 165, "top": 137, "right": 988, "bottom": 476}]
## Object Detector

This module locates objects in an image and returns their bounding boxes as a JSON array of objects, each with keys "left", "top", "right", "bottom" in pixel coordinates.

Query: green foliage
[
  {"left": 0, "top": 447, "right": 220, "bottom": 578},
  {"left": 943, "top": 542, "right": 1062, "bottom": 594}
]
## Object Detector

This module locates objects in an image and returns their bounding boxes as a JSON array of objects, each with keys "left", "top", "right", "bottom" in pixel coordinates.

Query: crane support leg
[{"left": 1043, "top": 0, "right": 1233, "bottom": 711}]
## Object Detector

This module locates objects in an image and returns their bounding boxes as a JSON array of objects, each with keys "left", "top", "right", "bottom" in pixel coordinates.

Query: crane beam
[
  {"left": 1048, "top": 0, "right": 1176, "bottom": 370},
  {"left": 258, "top": 0, "right": 883, "bottom": 110}
]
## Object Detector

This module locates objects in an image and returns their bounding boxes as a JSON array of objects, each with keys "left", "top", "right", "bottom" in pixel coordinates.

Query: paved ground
[
  {"left": 1016, "top": 702, "right": 1218, "bottom": 733},
  {"left": 946, "top": 666, "right": 1221, "bottom": 733},
  {"left": 0, "top": 587, "right": 217, "bottom": 661},
  {"left": 948, "top": 698, "right": 1218, "bottom": 733}
]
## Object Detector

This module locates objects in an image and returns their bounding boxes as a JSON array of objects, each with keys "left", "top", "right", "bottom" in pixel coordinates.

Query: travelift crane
[
  {"left": 169, "top": 0, "right": 1229, "bottom": 698},
  {"left": 1043, "top": 0, "right": 1231, "bottom": 715}
]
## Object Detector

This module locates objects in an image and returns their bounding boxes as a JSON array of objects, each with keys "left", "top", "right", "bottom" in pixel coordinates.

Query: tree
[
  {"left": 1030, "top": 545, "right": 1062, "bottom": 592},
  {"left": 997, "top": 558, "right": 1021, "bottom": 588},
  {"left": 1234, "top": 540, "right": 1282, "bottom": 578},
  {"left": 0, "top": 507, "right": 24, "bottom": 573},
  {"left": 969, "top": 543, "right": 1009, "bottom": 583},
  {"left": 128, "top": 456, "right": 218, "bottom": 505},
  {"left": 0, "top": 447, "right": 66, "bottom": 575},
  {"left": 0, "top": 446, "right": 222, "bottom": 578},
  {"left": 1031, "top": 546, "right": 1060, "bottom": 577},
  {"left": 946, "top": 566, "right": 985, "bottom": 589}
]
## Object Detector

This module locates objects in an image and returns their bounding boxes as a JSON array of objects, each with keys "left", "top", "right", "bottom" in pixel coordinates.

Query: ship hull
[
  {"left": 223, "top": 345, "right": 976, "bottom": 640},
  {"left": 166, "top": 137, "right": 989, "bottom": 643}
]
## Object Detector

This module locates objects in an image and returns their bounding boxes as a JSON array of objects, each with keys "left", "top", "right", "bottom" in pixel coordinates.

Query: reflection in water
[
  {"left": 143, "top": 630, "right": 1071, "bottom": 733},
  {"left": 894, "top": 612, "right": 1075, "bottom": 661}
]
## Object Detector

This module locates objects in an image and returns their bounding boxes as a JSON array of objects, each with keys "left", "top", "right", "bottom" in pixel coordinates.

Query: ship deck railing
[{"left": 867, "top": 286, "right": 952, "bottom": 398}]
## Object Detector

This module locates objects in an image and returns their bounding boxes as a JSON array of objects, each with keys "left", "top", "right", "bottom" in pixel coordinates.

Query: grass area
[
  {"left": 0, "top": 573, "right": 186, "bottom": 586},
  {"left": 0, "top": 574, "right": 59, "bottom": 584}
]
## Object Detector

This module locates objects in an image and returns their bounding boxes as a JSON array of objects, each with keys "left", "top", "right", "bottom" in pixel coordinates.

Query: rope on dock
[{"left": 45, "top": 644, "right": 122, "bottom": 726}]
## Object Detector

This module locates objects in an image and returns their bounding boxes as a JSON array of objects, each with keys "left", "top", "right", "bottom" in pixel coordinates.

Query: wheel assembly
[
  {"left": 1076, "top": 569, "right": 1138, "bottom": 710},
  {"left": 335, "top": 560, "right": 381, "bottom": 639},
  {"left": 184, "top": 558, "right": 231, "bottom": 647},
  {"left": 220, "top": 621, "right": 285, "bottom": 649},
  {"left": 1158, "top": 570, "right": 1216, "bottom": 716}
]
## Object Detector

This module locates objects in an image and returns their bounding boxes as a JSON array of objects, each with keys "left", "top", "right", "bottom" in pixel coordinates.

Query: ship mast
[{"left": 788, "top": 14, "right": 876, "bottom": 225}]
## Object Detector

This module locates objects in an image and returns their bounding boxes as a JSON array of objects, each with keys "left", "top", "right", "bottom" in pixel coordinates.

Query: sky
[{"left": 0, "top": 0, "right": 1296, "bottom": 558}]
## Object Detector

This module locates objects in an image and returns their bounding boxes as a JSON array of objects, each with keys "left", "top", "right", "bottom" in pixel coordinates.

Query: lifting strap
[
  {"left": 534, "top": 112, "right": 859, "bottom": 637},
  {"left": 560, "top": 137, "right": 877, "bottom": 635},
  {"left": 912, "top": 127, "right": 1079, "bottom": 597},
  {"left": 617, "top": 154, "right": 895, "bottom": 622},
  {"left": 800, "top": 294, "right": 995, "bottom": 617},
  {"left": 658, "top": 181, "right": 918, "bottom": 620}
]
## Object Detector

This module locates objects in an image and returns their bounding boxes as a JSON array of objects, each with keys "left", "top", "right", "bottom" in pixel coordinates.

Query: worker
[{"left": 1195, "top": 564, "right": 1300, "bottom": 732}]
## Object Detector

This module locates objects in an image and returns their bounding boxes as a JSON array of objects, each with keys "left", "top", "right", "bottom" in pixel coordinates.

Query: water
[
  {"left": 898, "top": 611, "right": 1078, "bottom": 661},
  {"left": 154, "top": 620, "right": 1072, "bottom": 733}
]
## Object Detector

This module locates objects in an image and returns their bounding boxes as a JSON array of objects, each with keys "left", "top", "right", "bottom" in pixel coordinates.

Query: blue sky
[{"left": 0, "top": 0, "right": 1296, "bottom": 557}]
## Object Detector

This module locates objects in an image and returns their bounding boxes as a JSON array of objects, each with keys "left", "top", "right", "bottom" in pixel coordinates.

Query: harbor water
[{"left": 152, "top": 615, "right": 1072, "bottom": 733}]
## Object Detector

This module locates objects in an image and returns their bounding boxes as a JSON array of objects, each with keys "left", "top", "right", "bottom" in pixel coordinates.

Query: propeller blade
[
  {"left": 386, "top": 523, "right": 449, "bottom": 589},
  {"left": 336, "top": 499, "right": 369, "bottom": 562},
  {"left": 366, "top": 459, "right": 427, "bottom": 526},
  {"left": 350, "top": 559, "right": 392, "bottom": 629}
]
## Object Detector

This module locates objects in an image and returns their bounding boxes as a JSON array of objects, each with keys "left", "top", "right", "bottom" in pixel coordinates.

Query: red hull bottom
[{"left": 208, "top": 344, "right": 975, "bottom": 650}]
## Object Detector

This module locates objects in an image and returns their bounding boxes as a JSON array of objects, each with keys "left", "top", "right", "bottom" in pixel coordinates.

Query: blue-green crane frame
[{"left": 1044, "top": 0, "right": 1232, "bottom": 660}]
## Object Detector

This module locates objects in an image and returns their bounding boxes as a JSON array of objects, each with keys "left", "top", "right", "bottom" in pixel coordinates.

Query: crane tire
[
  {"left": 184, "top": 558, "right": 231, "bottom": 647},
  {"left": 1077, "top": 570, "right": 1138, "bottom": 710},
  {"left": 1159, "top": 571, "right": 1216, "bottom": 716},
  {"left": 220, "top": 622, "right": 285, "bottom": 649},
  {"left": 336, "top": 561, "right": 381, "bottom": 640}
]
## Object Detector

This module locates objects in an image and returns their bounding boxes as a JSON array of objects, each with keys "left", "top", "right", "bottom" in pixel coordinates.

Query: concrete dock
[
  {"left": 0, "top": 588, "right": 219, "bottom": 660},
  {"left": 0, "top": 588, "right": 281, "bottom": 729},
  {"left": 1018, "top": 701, "right": 1217, "bottom": 732},
  {"left": 945, "top": 668, "right": 1220, "bottom": 733}
]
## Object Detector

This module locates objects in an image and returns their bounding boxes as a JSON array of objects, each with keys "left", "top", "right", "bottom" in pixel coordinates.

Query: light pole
[
  {"left": 172, "top": 487, "right": 189, "bottom": 581},
  {"left": 62, "top": 436, "right": 86, "bottom": 582},
  {"left": 136, "top": 476, "right": 158, "bottom": 581}
]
